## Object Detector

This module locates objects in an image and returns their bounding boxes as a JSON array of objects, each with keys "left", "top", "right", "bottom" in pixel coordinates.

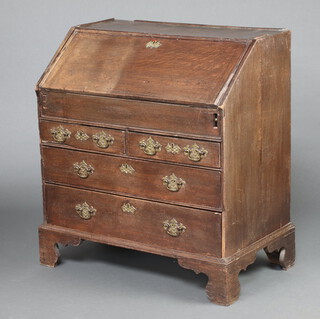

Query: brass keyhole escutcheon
[{"left": 121, "top": 203, "right": 136, "bottom": 214}]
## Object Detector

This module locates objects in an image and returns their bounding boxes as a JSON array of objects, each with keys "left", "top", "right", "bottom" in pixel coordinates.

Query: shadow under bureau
[{"left": 36, "top": 18, "right": 295, "bottom": 306}]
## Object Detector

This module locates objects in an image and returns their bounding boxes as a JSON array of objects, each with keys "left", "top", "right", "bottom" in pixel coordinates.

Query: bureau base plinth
[{"left": 38, "top": 223, "right": 295, "bottom": 305}]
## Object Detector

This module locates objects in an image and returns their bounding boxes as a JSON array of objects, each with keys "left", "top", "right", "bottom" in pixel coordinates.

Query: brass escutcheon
[
  {"left": 163, "top": 218, "right": 186, "bottom": 237},
  {"left": 121, "top": 203, "right": 136, "bottom": 214},
  {"left": 75, "top": 202, "right": 96, "bottom": 220},
  {"left": 120, "top": 163, "right": 135, "bottom": 174},
  {"left": 92, "top": 131, "right": 114, "bottom": 149},
  {"left": 183, "top": 143, "right": 208, "bottom": 162},
  {"left": 146, "top": 40, "right": 162, "bottom": 49},
  {"left": 165, "top": 143, "right": 181, "bottom": 154},
  {"left": 73, "top": 160, "right": 94, "bottom": 179},
  {"left": 50, "top": 125, "right": 71, "bottom": 143},
  {"left": 75, "top": 130, "right": 89, "bottom": 141},
  {"left": 162, "top": 173, "right": 186, "bottom": 192},
  {"left": 139, "top": 136, "right": 162, "bottom": 156}
]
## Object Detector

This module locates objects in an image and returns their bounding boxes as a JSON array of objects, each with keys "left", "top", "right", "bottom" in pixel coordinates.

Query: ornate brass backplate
[
  {"left": 162, "top": 173, "right": 186, "bottom": 192},
  {"left": 163, "top": 218, "right": 186, "bottom": 237},
  {"left": 121, "top": 202, "right": 136, "bottom": 214},
  {"left": 139, "top": 136, "right": 162, "bottom": 156},
  {"left": 75, "top": 202, "right": 96, "bottom": 220},
  {"left": 119, "top": 163, "right": 135, "bottom": 174},
  {"left": 50, "top": 126, "right": 71, "bottom": 143},
  {"left": 75, "top": 130, "right": 90, "bottom": 141},
  {"left": 92, "top": 131, "right": 114, "bottom": 149},
  {"left": 146, "top": 40, "right": 162, "bottom": 49},
  {"left": 165, "top": 143, "right": 181, "bottom": 154},
  {"left": 73, "top": 160, "right": 94, "bottom": 178},
  {"left": 183, "top": 143, "right": 208, "bottom": 162}
]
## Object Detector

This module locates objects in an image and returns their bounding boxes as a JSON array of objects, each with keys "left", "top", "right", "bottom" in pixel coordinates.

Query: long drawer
[
  {"left": 39, "top": 91, "right": 221, "bottom": 138},
  {"left": 44, "top": 184, "right": 222, "bottom": 257},
  {"left": 42, "top": 146, "right": 222, "bottom": 210}
]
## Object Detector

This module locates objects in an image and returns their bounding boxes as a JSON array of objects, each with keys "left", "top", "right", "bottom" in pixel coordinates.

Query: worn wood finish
[
  {"left": 40, "top": 120, "right": 125, "bottom": 154},
  {"left": 37, "top": 19, "right": 295, "bottom": 305},
  {"left": 39, "top": 30, "right": 249, "bottom": 105},
  {"left": 221, "top": 31, "right": 291, "bottom": 256},
  {"left": 127, "top": 131, "right": 221, "bottom": 168},
  {"left": 40, "top": 91, "right": 221, "bottom": 138},
  {"left": 45, "top": 184, "right": 222, "bottom": 257},
  {"left": 80, "top": 19, "right": 286, "bottom": 40},
  {"left": 39, "top": 226, "right": 82, "bottom": 267},
  {"left": 42, "top": 146, "right": 222, "bottom": 210},
  {"left": 38, "top": 221, "right": 294, "bottom": 305},
  {"left": 264, "top": 229, "right": 295, "bottom": 270}
]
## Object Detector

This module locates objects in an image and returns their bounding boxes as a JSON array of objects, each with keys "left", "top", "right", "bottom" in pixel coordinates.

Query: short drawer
[
  {"left": 128, "top": 132, "right": 220, "bottom": 168},
  {"left": 44, "top": 184, "right": 222, "bottom": 257},
  {"left": 42, "top": 147, "right": 221, "bottom": 210},
  {"left": 39, "top": 91, "right": 221, "bottom": 138},
  {"left": 39, "top": 120, "right": 125, "bottom": 154}
]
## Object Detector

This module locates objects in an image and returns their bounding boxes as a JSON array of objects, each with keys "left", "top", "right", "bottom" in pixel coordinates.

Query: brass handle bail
[
  {"left": 73, "top": 160, "right": 94, "bottom": 179},
  {"left": 163, "top": 218, "right": 186, "bottom": 237}
]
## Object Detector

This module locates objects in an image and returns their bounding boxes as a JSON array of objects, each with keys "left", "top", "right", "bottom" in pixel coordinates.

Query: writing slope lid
[{"left": 39, "top": 29, "right": 250, "bottom": 106}]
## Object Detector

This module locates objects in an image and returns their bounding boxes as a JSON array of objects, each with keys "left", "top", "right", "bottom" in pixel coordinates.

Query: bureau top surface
[
  {"left": 38, "top": 19, "right": 286, "bottom": 106},
  {"left": 80, "top": 19, "right": 286, "bottom": 40}
]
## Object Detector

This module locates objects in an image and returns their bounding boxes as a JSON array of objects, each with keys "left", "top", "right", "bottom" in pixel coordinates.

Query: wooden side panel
[
  {"left": 222, "top": 32, "right": 291, "bottom": 256},
  {"left": 44, "top": 184, "right": 222, "bottom": 257},
  {"left": 260, "top": 32, "right": 291, "bottom": 231}
]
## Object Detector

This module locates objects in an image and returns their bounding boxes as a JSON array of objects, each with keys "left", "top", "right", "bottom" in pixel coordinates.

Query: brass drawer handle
[
  {"left": 162, "top": 173, "right": 185, "bottom": 192},
  {"left": 183, "top": 143, "right": 208, "bottom": 162},
  {"left": 163, "top": 218, "right": 186, "bottom": 237},
  {"left": 120, "top": 163, "right": 135, "bottom": 174},
  {"left": 121, "top": 203, "right": 136, "bottom": 214},
  {"left": 139, "top": 137, "right": 162, "bottom": 156},
  {"left": 93, "top": 131, "right": 114, "bottom": 149},
  {"left": 73, "top": 160, "right": 94, "bottom": 178},
  {"left": 50, "top": 125, "right": 71, "bottom": 143},
  {"left": 75, "top": 202, "right": 96, "bottom": 220}
]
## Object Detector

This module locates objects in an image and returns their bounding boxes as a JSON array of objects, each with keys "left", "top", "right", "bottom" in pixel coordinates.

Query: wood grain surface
[
  {"left": 39, "top": 30, "right": 248, "bottom": 105},
  {"left": 127, "top": 131, "right": 221, "bottom": 168},
  {"left": 44, "top": 184, "right": 222, "bottom": 257},
  {"left": 40, "top": 119, "right": 125, "bottom": 155},
  {"left": 40, "top": 91, "right": 221, "bottom": 138},
  {"left": 41, "top": 146, "right": 222, "bottom": 210}
]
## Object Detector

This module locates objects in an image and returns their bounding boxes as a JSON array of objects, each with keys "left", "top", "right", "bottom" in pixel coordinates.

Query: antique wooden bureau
[{"left": 36, "top": 19, "right": 295, "bottom": 305}]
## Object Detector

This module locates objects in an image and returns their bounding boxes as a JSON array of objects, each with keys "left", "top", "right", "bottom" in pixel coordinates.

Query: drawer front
[
  {"left": 128, "top": 132, "right": 220, "bottom": 168},
  {"left": 40, "top": 120, "right": 125, "bottom": 154},
  {"left": 45, "top": 184, "right": 222, "bottom": 257},
  {"left": 42, "top": 147, "right": 221, "bottom": 210},
  {"left": 40, "top": 92, "right": 221, "bottom": 138}
]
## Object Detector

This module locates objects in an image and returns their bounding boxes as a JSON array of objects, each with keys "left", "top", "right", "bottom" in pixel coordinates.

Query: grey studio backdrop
[{"left": 0, "top": 1, "right": 319, "bottom": 318}]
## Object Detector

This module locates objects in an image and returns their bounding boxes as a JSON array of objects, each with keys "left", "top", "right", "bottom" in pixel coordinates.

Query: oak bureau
[{"left": 36, "top": 18, "right": 295, "bottom": 305}]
